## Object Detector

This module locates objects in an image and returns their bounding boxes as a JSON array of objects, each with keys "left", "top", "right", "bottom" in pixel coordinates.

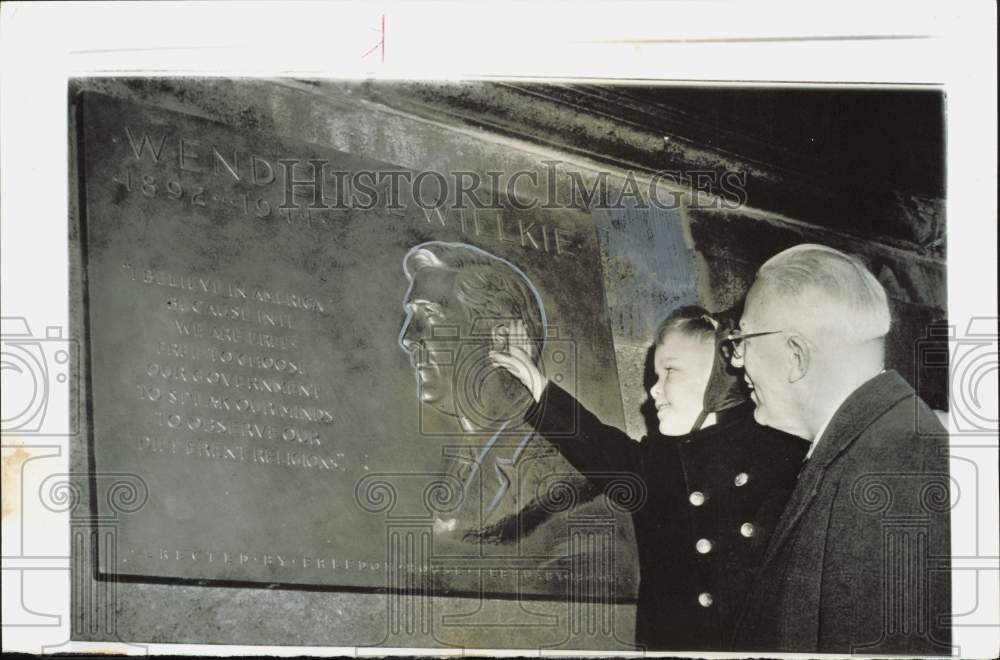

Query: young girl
[{"left": 491, "top": 306, "right": 808, "bottom": 651}]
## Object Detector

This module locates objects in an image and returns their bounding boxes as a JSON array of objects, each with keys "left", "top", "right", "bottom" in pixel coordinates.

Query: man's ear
[{"left": 786, "top": 334, "right": 810, "bottom": 383}]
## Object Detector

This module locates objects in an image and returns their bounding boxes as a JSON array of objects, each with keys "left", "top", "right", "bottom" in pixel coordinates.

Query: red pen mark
[{"left": 362, "top": 14, "right": 385, "bottom": 62}]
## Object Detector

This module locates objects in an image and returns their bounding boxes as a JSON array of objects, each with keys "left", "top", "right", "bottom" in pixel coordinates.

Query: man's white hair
[{"left": 756, "top": 243, "right": 891, "bottom": 343}]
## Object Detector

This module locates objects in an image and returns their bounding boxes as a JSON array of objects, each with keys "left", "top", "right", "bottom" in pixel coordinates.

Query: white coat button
[
  {"left": 698, "top": 592, "right": 714, "bottom": 607},
  {"left": 696, "top": 538, "right": 713, "bottom": 554},
  {"left": 740, "top": 522, "right": 756, "bottom": 538},
  {"left": 689, "top": 491, "right": 706, "bottom": 506},
  {"left": 734, "top": 472, "right": 749, "bottom": 487}
]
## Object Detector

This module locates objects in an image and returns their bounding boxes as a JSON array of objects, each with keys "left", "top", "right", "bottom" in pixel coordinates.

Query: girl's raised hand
[{"left": 489, "top": 319, "right": 547, "bottom": 402}]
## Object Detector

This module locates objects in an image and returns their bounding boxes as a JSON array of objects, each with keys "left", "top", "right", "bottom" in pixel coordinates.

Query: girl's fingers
[
  {"left": 514, "top": 320, "right": 531, "bottom": 349},
  {"left": 491, "top": 351, "right": 526, "bottom": 371},
  {"left": 491, "top": 351, "right": 527, "bottom": 371},
  {"left": 489, "top": 351, "right": 513, "bottom": 368}
]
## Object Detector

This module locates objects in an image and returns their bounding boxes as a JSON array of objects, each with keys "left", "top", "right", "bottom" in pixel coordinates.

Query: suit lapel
[{"left": 757, "top": 371, "right": 915, "bottom": 570}]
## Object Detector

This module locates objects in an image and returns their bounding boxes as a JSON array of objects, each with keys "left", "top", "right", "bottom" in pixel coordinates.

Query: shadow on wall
[{"left": 641, "top": 344, "right": 659, "bottom": 438}]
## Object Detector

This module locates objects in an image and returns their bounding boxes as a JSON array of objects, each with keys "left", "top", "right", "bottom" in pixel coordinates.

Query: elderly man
[{"left": 727, "top": 244, "right": 951, "bottom": 654}]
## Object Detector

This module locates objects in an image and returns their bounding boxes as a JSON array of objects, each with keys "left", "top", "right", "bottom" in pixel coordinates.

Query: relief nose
[{"left": 399, "top": 318, "right": 418, "bottom": 353}]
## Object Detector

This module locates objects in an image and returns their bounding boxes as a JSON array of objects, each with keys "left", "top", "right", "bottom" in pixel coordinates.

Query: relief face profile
[
  {"left": 394, "top": 241, "right": 625, "bottom": 553},
  {"left": 398, "top": 242, "right": 541, "bottom": 434},
  {"left": 399, "top": 267, "right": 464, "bottom": 412}
]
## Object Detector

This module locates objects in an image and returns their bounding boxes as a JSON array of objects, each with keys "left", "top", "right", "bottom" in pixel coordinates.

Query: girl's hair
[{"left": 653, "top": 305, "right": 718, "bottom": 346}]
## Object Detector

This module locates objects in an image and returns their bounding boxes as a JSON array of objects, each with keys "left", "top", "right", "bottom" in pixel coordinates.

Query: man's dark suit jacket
[
  {"left": 530, "top": 383, "right": 808, "bottom": 650},
  {"left": 733, "top": 370, "right": 952, "bottom": 654}
]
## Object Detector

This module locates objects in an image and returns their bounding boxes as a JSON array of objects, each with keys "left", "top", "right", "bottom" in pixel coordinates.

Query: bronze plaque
[{"left": 79, "top": 92, "right": 637, "bottom": 598}]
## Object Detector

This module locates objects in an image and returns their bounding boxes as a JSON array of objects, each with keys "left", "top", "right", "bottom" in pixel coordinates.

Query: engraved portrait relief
[{"left": 398, "top": 241, "right": 598, "bottom": 546}]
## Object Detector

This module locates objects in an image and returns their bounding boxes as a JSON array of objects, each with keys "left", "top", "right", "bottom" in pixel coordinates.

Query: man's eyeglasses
[{"left": 720, "top": 330, "right": 784, "bottom": 360}]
